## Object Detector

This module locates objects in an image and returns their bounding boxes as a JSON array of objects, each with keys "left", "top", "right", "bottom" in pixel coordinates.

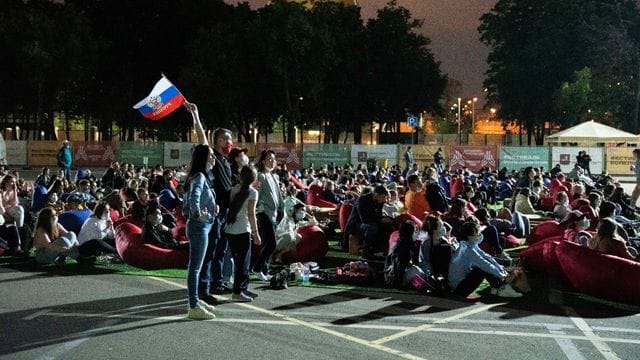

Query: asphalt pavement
[{"left": 1, "top": 266, "right": 639, "bottom": 360}]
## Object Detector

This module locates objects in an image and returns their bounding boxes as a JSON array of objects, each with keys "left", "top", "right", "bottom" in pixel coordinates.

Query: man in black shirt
[{"left": 199, "top": 127, "right": 235, "bottom": 299}]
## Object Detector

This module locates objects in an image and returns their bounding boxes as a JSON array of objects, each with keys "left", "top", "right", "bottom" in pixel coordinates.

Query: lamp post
[
  {"left": 457, "top": 97, "right": 462, "bottom": 144},
  {"left": 468, "top": 97, "right": 478, "bottom": 133}
]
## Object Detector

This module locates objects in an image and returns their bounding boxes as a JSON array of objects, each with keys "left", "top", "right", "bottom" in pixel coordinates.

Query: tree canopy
[
  {"left": 479, "top": 0, "right": 640, "bottom": 144},
  {"left": 1, "top": 0, "right": 446, "bottom": 143}
]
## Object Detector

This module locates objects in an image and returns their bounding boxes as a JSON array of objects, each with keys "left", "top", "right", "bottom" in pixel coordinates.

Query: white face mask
[
  {"left": 295, "top": 210, "right": 306, "bottom": 220},
  {"left": 240, "top": 153, "right": 249, "bottom": 166}
]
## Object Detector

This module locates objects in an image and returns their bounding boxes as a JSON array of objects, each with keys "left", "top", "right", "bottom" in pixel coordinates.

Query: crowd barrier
[{"left": 3, "top": 140, "right": 635, "bottom": 176}]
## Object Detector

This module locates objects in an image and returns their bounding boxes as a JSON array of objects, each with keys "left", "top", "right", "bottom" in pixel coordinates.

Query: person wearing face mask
[
  {"left": 561, "top": 210, "right": 593, "bottom": 246},
  {"left": 448, "top": 221, "right": 522, "bottom": 298},
  {"left": 141, "top": 202, "right": 187, "bottom": 250},
  {"left": 272, "top": 203, "right": 318, "bottom": 264},
  {"left": 420, "top": 215, "right": 457, "bottom": 279},
  {"left": 252, "top": 150, "right": 285, "bottom": 279},
  {"left": 228, "top": 147, "right": 251, "bottom": 185}
]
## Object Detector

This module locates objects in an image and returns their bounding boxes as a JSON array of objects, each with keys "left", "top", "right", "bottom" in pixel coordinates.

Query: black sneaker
[
  {"left": 211, "top": 285, "right": 231, "bottom": 295},
  {"left": 243, "top": 290, "right": 259, "bottom": 298},
  {"left": 199, "top": 294, "right": 218, "bottom": 305}
]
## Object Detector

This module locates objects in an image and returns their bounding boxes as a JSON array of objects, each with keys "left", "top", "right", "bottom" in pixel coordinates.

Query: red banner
[
  {"left": 255, "top": 143, "right": 301, "bottom": 170},
  {"left": 73, "top": 141, "right": 117, "bottom": 168},
  {"left": 449, "top": 145, "right": 497, "bottom": 172}
]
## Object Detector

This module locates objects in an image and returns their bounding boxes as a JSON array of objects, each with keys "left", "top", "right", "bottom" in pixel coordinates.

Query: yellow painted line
[
  {"left": 148, "top": 276, "right": 425, "bottom": 360},
  {"left": 564, "top": 306, "right": 621, "bottom": 360},
  {"left": 372, "top": 302, "right": 505, "bottom": 345}
]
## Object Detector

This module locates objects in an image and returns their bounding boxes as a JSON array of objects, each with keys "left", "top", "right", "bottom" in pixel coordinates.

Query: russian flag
[{"left": 133, "top": 76, "right": 185, "bottom": 120}]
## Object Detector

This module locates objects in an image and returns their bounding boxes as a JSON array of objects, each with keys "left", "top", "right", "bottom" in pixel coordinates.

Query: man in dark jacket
[{"left": 345, "top": 185, "right": 393, "bottom": 258}]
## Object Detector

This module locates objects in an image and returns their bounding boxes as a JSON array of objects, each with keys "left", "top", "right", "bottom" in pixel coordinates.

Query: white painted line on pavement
[
  {"left": 23, "top": 309, "right": 50, "bottom": 320},
  {"left": 547, "top": 324, "right": 586, "bottom": 360},
  {"left": 149, "top": 276, "right": 426, "bottom": 360},
  {"left": 371, "top": 302, "right": 505, "bottom": 345},
  {"left": 564, "top": 306, "right": 621, "bottom": 360}
]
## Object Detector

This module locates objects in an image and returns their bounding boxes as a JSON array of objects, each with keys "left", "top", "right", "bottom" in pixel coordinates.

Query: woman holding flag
[{"left": 182, "top": 101, "right": 218, "bottom": 320}]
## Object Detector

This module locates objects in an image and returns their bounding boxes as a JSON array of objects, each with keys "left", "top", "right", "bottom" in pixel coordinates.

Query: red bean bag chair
[
  {"left": 115, "top": 222, "right": 188, "bottom": 269},
  {"left": 504, "top": 234, "right": 522, "bottom": 248},
  {"left": 306, "top": 184, "right": 338, "bottom": 209},
  {"left": 396, "top": 212, "right": 423, "bottom": 230},
  {"left": 538, "top": 197, "right": 554, "bottom": 211},
  {"left": 58, "top": 209, "right": 92, "bottom": 234},
  {"left": 520, "top": 237, "right": 565, "bottom": 279},
  {"left": 172, "top": 223, "right": 187, "bottom": 243},
  {"left": 339, "top": 202, "right": 353, "bottom": 232},
  {"left": 113, "top": 215, "right": 144, "bottom": 228},
  {"left": 450, "top": 177, "right": 464, "bottom": 198},
  {"left": 555, "top": 241, "right": 640, "bottom": 304},
  {"left": 281, "top": 225, "right": 328, "bottom": 263},
  {"left": 527, "top": 220, "right": 563, "bottom": 245}
]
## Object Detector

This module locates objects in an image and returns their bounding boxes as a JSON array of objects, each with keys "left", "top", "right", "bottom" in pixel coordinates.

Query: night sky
[{"left": 226, "top": 0, "right": 497, "bottom": 105}]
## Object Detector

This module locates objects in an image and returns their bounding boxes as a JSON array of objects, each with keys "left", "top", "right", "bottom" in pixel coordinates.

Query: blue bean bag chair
[
  {"left": 58, "top": 209, "right": 92, "bottom": 234},
  {"left": 31, "top": 185, "right": 48, "bottom": 212},
  {"left": 158, "top": 188, "right": 178, "bottom": 210}
]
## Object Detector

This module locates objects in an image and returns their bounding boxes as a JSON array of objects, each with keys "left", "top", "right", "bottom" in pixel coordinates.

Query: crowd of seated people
[{"left": 2, "top": 152, "right": 639, "bottom": 301}]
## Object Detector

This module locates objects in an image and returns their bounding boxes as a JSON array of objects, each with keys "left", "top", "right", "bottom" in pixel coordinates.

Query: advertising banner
[
  {"left": 118, "top": 142, "right": 165, "bottom": 167},
  {"left": 500, "top": 146, "right": 550, "bottom": 171},
  {"left": 550, "top": 147, "right": 603, "bottom": 175},
  {"left": 4, "top": 140, "right": 27, "bottom": 166},
  {"left": 302, "top": 144, "right": 351, "bottom": 169},
  {"left": 605, "top": 147, "right": 636, "bottom": 175},
  {"left": 449, "top": 145, "right": 498, "bottom": 172},
  {"left": 28, "top": 141, "right": 62, "bottom": 167},
  {"left": 256, "top": 143, "right": 302, "bottom": 170},
  {"left": 73, "top": 141, "right": 117, "bottom": 168},
  {"left": 351, "top": 145, "right": 397, "bottom": 169},
  {"left": 163, "top": 142, "right": 195, "bottom": 168}
]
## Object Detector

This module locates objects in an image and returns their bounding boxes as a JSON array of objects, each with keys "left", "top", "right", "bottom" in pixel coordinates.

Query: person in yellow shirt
[{"left": 404, "top": 174, "right": 430, "bottom": 219}]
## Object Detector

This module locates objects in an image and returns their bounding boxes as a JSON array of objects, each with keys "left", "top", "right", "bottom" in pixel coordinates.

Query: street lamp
[
  {"left": 457, "top": 97, "right": 462, "bottom": 144},
  {"left": 468, "top": 97, "right": 478, "bottom": 133}
]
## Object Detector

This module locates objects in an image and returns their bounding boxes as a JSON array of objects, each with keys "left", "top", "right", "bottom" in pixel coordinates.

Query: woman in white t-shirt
[{"left": 225, "top": 166, "right": 261, "bottom": 302}]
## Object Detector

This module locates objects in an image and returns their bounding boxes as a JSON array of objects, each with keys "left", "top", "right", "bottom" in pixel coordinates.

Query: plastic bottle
[{"left": 302, "top": 266, "right": 310, "bottom": 285}]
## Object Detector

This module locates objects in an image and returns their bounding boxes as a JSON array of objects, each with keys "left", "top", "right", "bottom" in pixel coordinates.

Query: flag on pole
[{"left": 133, "top": 76, "right": 185, "bottom": 120}]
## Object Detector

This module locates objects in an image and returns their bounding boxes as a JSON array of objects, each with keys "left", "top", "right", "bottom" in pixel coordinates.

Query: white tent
[{"left": 546, "top": 120, "right": 640, "bottom": 145}]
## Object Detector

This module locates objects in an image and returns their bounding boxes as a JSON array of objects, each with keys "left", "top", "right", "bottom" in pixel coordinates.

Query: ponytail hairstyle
[{"left": 227, "top": 166, "right": 257, "bottom": 224}]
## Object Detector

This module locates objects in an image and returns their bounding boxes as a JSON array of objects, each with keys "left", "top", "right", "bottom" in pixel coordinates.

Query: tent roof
[{"left": 547, "top": 120, "right": 639, "bottom": 142}]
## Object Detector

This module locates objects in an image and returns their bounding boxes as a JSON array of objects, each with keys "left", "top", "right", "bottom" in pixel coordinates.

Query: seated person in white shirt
[{"left": 76, "top": 201, "right": 117, "bottom": 256}]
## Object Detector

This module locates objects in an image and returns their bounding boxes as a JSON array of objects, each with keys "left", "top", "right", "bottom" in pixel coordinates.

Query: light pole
[
  {"left": 457, "top": 97, "right": 461, "bottom": 144},
  {"left": 468, "top": 97, "right": 478, "bottom": 133}
]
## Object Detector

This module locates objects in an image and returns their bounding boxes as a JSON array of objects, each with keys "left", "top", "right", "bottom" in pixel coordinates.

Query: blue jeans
[
  {"left": 199, "top": 214, "right": 232, "bottom": 294},
  {"left": 187, "top": 219, "right": 212, "bottom": 308}
]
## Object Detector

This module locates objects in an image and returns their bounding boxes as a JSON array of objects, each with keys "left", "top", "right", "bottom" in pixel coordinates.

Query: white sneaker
[
  {"left": 198, "top": 300, "right": 216, "bottom": 313},
  {"left": 254, "top": 271, "right": 272, "bottom": 281},
  {"left": 187, "top": 304, "right": 215, "bottom": 320},
  {"left": 493, "top": 283, "right": 523, "bottom": 298}
]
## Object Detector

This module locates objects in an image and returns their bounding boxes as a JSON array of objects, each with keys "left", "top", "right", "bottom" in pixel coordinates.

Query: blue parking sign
[{"left": 407, "top": 115, "right": 418, "bottom": 127}]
